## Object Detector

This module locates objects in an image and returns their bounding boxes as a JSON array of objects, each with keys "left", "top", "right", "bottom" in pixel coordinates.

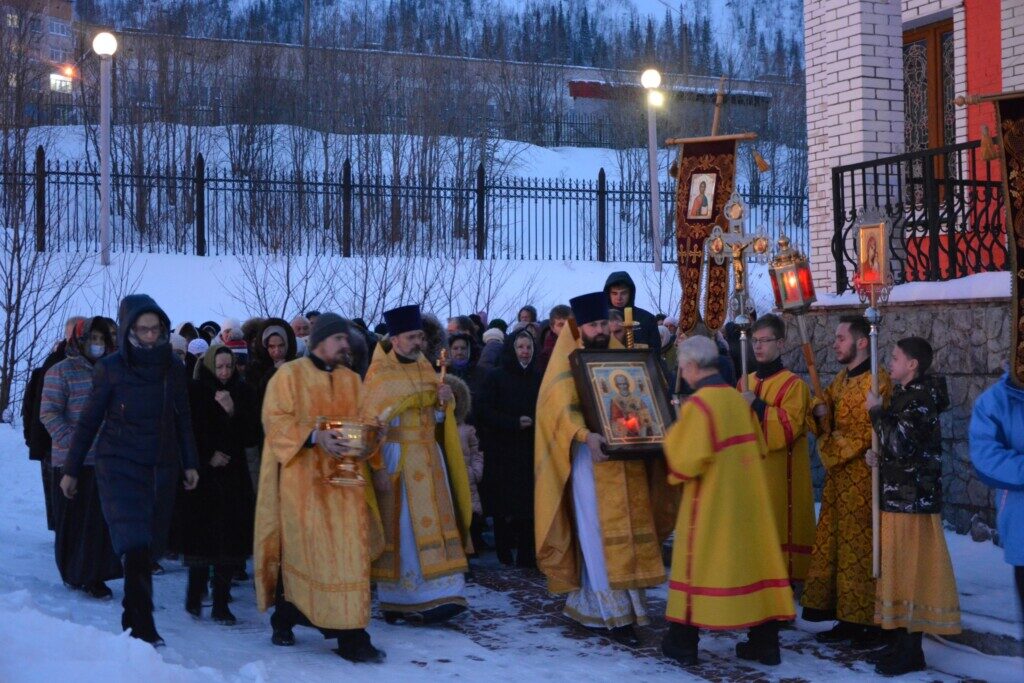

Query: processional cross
[{"left": 704, "top": 191, "right": 770, "bottom": 390}]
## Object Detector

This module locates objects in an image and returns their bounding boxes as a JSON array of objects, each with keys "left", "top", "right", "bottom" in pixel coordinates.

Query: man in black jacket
[
  {"left": 603, "top": 271, "right": 659, "bottom": 349},
  {"left": 60, "top": 295, "right": 199, "bottom": 647}
]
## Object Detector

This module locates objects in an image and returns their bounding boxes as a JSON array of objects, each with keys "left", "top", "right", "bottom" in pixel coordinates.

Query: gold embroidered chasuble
[
  {"left": 361, "top": 347, "right": 473, "bottom": 583},
  {"left": 534, "top": 328, "right": 673, "bottom": 595},
  {"left": 253, "top": 357, "right": 383, "bottom": 630}
]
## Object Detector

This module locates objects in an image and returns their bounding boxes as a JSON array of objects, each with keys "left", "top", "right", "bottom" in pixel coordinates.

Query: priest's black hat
[
  {"left": 383, "top": 305, "right": 423, "bottom": 336},
  {"left": 569, "top": 292, "right": 609, "bottom": 326}
]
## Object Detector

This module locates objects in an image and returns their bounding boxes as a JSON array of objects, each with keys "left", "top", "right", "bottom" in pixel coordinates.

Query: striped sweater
[{"left": 40, "top": 353, "right": 99, "bottom": 468}]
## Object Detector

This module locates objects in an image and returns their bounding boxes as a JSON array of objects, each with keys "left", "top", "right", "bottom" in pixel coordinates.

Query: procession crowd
[{"left": 17, "top": 270, "right": 1024, "bottom": 676}]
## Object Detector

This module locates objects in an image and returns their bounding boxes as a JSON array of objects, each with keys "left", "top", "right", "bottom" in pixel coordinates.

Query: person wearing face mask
[
  {"left": 59, "top": 295, "right": 200, "bottom": 647},
  {"left": 477, "top": 329, "right": 542, "bottom": 568},
  {"left": 175, "top": 346, "right": 258, "bottom": 625},
  {"left": 40, "top": 317, "right": 122, "bottom": 600},
  {"left": 361, "top": 305, "right": 473, "bottom": 626}
]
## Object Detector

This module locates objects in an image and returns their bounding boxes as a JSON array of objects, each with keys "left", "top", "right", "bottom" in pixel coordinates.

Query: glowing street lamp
[
  {"left": 93, "top": 31, "right": 117, "bottom": 266},
  {"left": 641, "top": 68, "right": 664, "bottom": 271}
]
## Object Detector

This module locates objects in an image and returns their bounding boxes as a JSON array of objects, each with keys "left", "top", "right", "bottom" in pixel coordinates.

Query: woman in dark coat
[
  {"left": 178, "top": 346, "right": 258, "bottom": 624},
  {"left": 60, "top": 294, "right": 199, "bottom": 647},
  {"left": 477, "top": 329, "right": 542, "bottom": 568}
]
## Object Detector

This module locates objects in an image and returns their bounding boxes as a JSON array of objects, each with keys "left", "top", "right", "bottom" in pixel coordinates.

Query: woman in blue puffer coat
[
  {"left": 59, "top": 294, "right": 199, "bottom": 647},
  {"left": 969, "top": 372, "right": 1024, "bottom": 639}
]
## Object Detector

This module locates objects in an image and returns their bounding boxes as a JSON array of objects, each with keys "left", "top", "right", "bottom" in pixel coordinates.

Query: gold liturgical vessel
[{"left": 316, "top": 417, "right": 385, "bottom": 487}]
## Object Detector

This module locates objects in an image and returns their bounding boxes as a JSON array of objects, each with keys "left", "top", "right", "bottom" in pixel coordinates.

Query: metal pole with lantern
[
  {"left": 641, "top": 69, "right": 664, "bottom": 272},
  {"left": 851, "top": 208, "right": 894, "bottom": 579},
  {"left": 93, "top": 31, "right": 117, "bottom": 267},
  {"left": 768, "top": 234, "right": 824, "bottom": 400}
]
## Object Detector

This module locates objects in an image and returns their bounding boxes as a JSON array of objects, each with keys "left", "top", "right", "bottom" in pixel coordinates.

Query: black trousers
[
  {"left": 1015, "top": 566, "right": 1024, "bottom": 641},
  {"left": 494, "top": 516, "right": 535, "bottom": 567},
  {"left": 42, "top": 461, "right": 55, "bottom": 531},
  {"left": 271, "top": 572, "right": 358, "bottom": 640}
]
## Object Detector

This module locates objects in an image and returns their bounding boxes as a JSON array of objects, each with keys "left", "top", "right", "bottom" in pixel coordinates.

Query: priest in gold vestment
[
  {"left": 802, "top": 315, "right": 892, "bottom": 647},
  {"left": 254, "top": 314, "right": 386, "bottom": 663},
  {"left": 534, "top": 292, "right": 674, "bottom": 646},
  {"left": 362, "top": 305, "right": 474, "bottom": 625}
]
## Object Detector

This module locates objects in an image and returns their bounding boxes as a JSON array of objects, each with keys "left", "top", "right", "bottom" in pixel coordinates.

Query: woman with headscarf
[
  {"left": 177, "top": 346, "right": 258, "bottom": 624},
  {"left": 40, "top": 317, "right": 122, "bottom": 599},
  {"left": 477, "top": 329, "right": 542, "bottom": 568},
  {"left": 60, "top": 295, "right": 199, "bottom": 646}
]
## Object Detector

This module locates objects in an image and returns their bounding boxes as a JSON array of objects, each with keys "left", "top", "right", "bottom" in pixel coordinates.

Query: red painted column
[{"left": 964, "top": 0, "right": 1002, "bottom": 145}]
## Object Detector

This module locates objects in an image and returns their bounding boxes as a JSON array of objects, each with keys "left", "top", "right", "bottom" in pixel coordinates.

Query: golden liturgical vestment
[
  {"left": 534, "top": 327, "right": 674, "bottom": 598},
  {"left": 253, "top": 357, "right": 383, "bottom": 630},
  {"left": 360, "top": 347, "right": 473, "bottom": 591},
  {"left": 802, "top": 362, "right": 892, "bottom": 625},
  {"left": 664, "top": 381, "right": 795, "bottom": 629},
  {"left": 742, "top": 367, "right": 816, "bottom": 581}
]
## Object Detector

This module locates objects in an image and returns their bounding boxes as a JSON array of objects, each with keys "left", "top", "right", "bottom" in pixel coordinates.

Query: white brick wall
[
  {"left": 805, "top": 0, "right": 905, "bottom": 292},
  {"left": 1004, "top": 0, "right": 1024, "bottom": 91},
  {"left": 805, "top": 0, "right": 976, "bottom": 293}
]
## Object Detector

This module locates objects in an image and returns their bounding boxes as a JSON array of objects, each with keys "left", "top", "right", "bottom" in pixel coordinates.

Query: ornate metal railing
[{"left": 831, "top": 140, "right": 1006, "bottom": 293}]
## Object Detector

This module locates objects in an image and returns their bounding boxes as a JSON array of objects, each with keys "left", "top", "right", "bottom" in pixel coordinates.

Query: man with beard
[
  {"left": 802, "top": 315, "right": 892, "bottom": 647},
  {"left": 254, "top": 314, "right": 386, "bottom": 662},
  {"left": 740, "top": 314, "right": 815, "bottom": 583},
  {"left": 603, "top": 271, "right": 659, "bottom": 349},
  {"left": 534, "top": 292, "right": 673, "bottom": 645},
  {"left": 361, "top": 305, "right": 473, "bottom": 625}
]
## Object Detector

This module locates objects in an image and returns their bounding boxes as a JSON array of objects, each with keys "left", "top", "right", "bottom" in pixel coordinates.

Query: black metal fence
[
  {"left": 831, "top": 140, "right": 1006, "bottom": 293},
  {"left": 12, "top": 147, "right": 808, "bottom": 263}
]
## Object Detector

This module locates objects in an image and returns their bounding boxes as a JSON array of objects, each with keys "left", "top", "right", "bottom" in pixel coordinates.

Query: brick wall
[
  {"left": 1004, "top": 0, "right": 1024, "bottom": 91},
  {"left": 804, "top": 0, "right": 905, "bottom": 293}
]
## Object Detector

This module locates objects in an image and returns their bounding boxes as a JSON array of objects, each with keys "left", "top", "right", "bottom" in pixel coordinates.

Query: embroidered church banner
[
  {"left": 674, "top": 139, "right": 737, "bottom": 333},
  {"left": 997, "top": 95, "right": 1024, "bottom": 386}
]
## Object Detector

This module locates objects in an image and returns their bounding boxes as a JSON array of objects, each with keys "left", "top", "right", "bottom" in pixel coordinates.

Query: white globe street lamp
[
  {"left": 640, "top": 69, "right": 664, "bottom": 271},
  {"left": 93, "top": 32, "right": 117, "bottom": 266}
]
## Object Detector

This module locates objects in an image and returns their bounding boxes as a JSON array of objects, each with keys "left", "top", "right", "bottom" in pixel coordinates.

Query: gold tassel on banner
[
  {"left": 980, "top": 124, "right": 1000, "bottom": 161},
  {"left": 753, "top": 149, "right": 771, "bottom": 173}
]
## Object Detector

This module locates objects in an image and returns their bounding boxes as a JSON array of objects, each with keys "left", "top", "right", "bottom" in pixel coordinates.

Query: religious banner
[
  {"left": 672, "top": 138, "right": 737, "bottom": 332},
  {"left": 996, "top": 94, "right": 1024, "bottom": 386}
]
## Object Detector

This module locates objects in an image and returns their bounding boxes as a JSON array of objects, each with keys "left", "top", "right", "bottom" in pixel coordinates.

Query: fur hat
[{"left": 444, "top": 374, "right": 472, "bottom": 424}]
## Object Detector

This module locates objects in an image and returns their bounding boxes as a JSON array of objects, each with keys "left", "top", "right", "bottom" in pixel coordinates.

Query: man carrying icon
[
  {"left": 534, "top": 292, "right": 673, "bottom": 646},
  {"left": 254, "top": 313, "right": 386, "bottom": 663}
]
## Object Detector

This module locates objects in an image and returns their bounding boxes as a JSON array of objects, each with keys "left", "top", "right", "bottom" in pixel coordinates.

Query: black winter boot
[
  {"left": 814, "top": 620, "right": 859, "bottom": 644},
  {"left": 185, "top": 566, "right": 206, "bottom": 618},
  {"left": 335, "top": 629, "right": 386, "bottom": 663},
  {"left": 211, "top": 564, "right": 237, "bottom": 625},
  {"left": 867, "top": 628, "right": 903, "bottom": 664},
  {"left": 661, "top": 623, "right": 699, "bottom": 665},
  {"left": 735, "top": 621, "right": 781, "bottom": 665},
  {"left": 875, "top": 630, "right": 925, "bottom": 676},
  {"left": 123, "top": 548, "right": 164, "bottom": 646}
]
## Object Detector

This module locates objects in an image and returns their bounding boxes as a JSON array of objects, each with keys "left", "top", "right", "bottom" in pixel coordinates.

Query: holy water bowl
[{"left": 316, "top": 417, "right": 385, "bottom": 487}]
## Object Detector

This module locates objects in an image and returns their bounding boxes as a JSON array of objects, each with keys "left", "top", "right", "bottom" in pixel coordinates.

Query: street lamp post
[
  {"left": 641, "top": 69, "right": 664, "bottom": 271},
  {"left": 92, "top": 31, "right": 117, "bottom": 267}
]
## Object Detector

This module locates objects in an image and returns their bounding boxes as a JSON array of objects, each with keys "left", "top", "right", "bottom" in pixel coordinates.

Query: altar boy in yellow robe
[
  {"left": 254, "top": 314, "right": 386, "bottom": 663},
  {"left": 802, "top": 315, "right": 892, "bottom": 647},
  {"left": 534, "top": 292, "right": 672, "bottom": 646},
  {"left": 663, "top": 335, "right": 795, "bottom": 666},
  {"left": 362, "top": 305, "right": 474, "bottom": 625},
  {"left": 740, "top": 314, "right": 816, "bottom": 582}
]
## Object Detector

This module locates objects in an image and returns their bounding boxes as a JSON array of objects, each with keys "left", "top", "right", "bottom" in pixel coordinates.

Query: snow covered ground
[{"left": 0, "top": 423, "right": 1021, "bottom": 682}]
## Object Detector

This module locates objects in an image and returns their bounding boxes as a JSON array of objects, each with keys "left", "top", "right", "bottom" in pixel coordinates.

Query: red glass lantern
[{"left": 768, "top": 235, "right": 816, "bottom": 314}]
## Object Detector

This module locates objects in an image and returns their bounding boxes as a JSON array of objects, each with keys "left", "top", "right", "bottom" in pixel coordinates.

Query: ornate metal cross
[
  {"left": 704, "top": 190, "right": 771, "bottom": 389},
  {"left": 705, "top": 190, "right": 771, "bottom": 320}
]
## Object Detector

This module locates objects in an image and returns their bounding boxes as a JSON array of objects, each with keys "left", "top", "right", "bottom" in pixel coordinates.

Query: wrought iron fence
[
  {"left": 831, "top": 140, "right": 1006, "bottom": 293},
  {"left": 8, "top": 147, "right": 809, "bottom": 263}
]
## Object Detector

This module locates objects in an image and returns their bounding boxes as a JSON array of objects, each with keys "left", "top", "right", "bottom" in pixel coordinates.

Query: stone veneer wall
[{"left": 780, "top": 298, "right": 1008, "bottom": 533}]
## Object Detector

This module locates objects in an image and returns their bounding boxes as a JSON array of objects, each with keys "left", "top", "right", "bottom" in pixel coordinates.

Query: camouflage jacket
[{"left": 869, "top": 374, "right": 949, "bottom": 514}]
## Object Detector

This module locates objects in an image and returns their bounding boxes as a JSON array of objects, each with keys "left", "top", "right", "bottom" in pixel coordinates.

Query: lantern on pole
[{"left": 768, "top": 234, "right": 823, "bottom": 399}]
